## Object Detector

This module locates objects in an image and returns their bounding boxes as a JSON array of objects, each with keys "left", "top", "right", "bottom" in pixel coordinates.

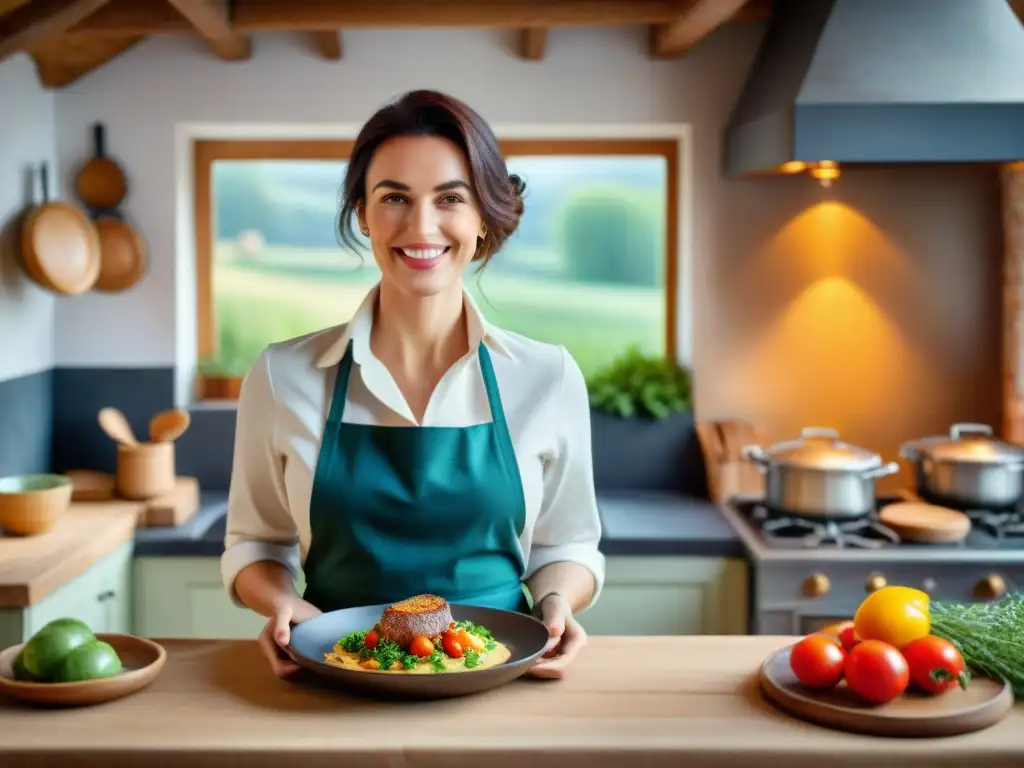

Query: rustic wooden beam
[
  {"left": 0, "top": 0, "right": 33, "bottom": 17},
  {"left": 1011, "top": 0, "right": 1024, "bottom": 25},
  {"left": 308, "top": 30, "right": 341, "bottom": 60},
  {"left": 74, "top": 0, "right": 766, "bottom": 34},
  {"left": 649, "top": 0, "right": 753, "bottom": 58},
  {"left": 0, "top": 0, "right": 113, "bottom": 60},
  {"left": 27, "top": 29, "right": 141, "bottom": 86},
  {"left": 518, "top": 28, "right": 547, "bottom": 60},
  {"left": 167, "top": 0, "right": 250, "bottom": 60}
]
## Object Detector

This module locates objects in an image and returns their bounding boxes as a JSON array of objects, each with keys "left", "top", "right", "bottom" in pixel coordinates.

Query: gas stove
[
  {"left": 720, "top": 492, "right": 1024, "bottom": 636},
  {"left": 729, "top": 494, "right": 1024, "bottom": 553}
]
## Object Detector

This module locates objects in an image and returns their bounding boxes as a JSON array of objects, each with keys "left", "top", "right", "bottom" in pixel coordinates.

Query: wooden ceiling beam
[
  {"left": 518, "top": 28, "right": 546, "bottom": 60},
  {"left": 649, "top": 0, "right": 755, "bottom": 58},
  {"left": 308, "top": 30, "right": 341, "bottom": 60},
  {"left": 167, "top": 0, "right": 250, "bottom": 61},
  {"left": 74, "top": 0, "right": 767, "bottom": 34},
  {"left": 0, "top": 0, "right": 33, "bottom": 17},
  {"left": 0, "top": 0, "right": 113, "bottom": 60},
  {"left": 28, "top": 30, "right": 142, "bottom": 86}
]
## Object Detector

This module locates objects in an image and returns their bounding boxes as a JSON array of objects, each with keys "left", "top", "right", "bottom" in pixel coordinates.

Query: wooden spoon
[
  {"left": 149, "top": 409, "right": 191, "bottom": 442},
  {"left": 98, "top": 407, "right": 138, "bottom": 448}
]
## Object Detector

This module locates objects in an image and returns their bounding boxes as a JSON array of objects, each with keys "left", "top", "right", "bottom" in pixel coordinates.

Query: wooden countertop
[
  {"left": 0, "top": 636, "right": 1021, "bottom": 767},
  {"left": 0, "top": 501, "right": 140, "bottom": 608}
]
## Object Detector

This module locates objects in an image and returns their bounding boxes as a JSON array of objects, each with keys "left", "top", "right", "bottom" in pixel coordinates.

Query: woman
[{"left": 222, "top": 89, "right": 604, "bottom": 680}]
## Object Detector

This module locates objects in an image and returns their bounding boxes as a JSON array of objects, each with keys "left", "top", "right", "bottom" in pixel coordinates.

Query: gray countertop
[{"left": 132, "top": 490, "right": 745, "bottom": 559}]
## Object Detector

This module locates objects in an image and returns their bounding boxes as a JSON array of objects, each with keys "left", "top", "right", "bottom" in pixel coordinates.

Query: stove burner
[
  {"left": 749, "top": 504, "right": 901, "bottom": 549},
  {"left": 966, "top": 509, "right": 1024, "bottom": 538}
]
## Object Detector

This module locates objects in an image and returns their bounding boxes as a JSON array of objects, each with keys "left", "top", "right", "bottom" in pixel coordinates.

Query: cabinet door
[
  {"left": 92, "top": 543, "right": 134, "bottom": 635},
  {"left": 576, "top": 556, "right": 748, "bottom": 636},
  {"left": 133, "top": 557, "right": 305, "bottom": 639}
]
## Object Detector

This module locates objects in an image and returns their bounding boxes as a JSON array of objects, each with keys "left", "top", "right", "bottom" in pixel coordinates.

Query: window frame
[{"left": 192, "top": 137, "right": 679, "bottom": 397}]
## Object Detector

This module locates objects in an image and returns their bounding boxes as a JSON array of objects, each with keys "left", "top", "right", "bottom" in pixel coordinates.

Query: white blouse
[{"left": 221, "top": 282, "right": 605, "bottom": 612}]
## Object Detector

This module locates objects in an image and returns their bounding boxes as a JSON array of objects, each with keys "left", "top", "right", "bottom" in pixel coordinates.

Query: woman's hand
[
  {"left": 257, "top": 595, "right": 323, "bottom": 677},
  {"left": 527, "top": 593, "right": 588, "bottom": 679}
]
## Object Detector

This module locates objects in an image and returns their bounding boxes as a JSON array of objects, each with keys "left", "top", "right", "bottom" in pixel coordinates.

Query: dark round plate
[{"left": 285, "top": 602, "right": 550, "bottom": 699}]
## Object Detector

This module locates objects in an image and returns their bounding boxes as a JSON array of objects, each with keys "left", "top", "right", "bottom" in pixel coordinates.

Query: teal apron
[{"left": 302, "top": 341, "right": 530, "bottom": 614}]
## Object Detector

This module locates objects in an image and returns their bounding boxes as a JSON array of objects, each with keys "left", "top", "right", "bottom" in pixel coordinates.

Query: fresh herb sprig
[{"left": 930, "top": 592, "right": 1024, "bottom": 696}]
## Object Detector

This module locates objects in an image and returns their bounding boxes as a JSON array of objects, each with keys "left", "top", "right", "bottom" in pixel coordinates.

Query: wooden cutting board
[
  {"left": 759, "top": 645, "right": 1013, "bottom": 737},
  {"left": 878, "top": 501, "right": 972, "bottom": 543},
  {"left": 66, "top": 470, "right": 200, "bottom": 527}
]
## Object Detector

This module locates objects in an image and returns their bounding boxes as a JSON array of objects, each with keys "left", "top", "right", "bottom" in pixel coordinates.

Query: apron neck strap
[{"left": 328, "top": 340, "right": 507, "bottom": 426}]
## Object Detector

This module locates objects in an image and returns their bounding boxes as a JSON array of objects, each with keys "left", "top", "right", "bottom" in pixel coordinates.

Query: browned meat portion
[{"left": 377, "top": 594, "right": 453, "bottom": 649}]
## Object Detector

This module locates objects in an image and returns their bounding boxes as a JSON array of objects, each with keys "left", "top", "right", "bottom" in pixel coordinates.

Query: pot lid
[
  {"left": 762, "top": 427, "right": 881, "bottom": 471},
  {"left": 921, "top": 423, "right": 1024, "bottom": 464}
]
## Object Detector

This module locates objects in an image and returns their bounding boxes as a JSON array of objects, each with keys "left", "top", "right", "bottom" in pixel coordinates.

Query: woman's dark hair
[{"left": 337, "top": 89, "right": 526, "bottom": 265}]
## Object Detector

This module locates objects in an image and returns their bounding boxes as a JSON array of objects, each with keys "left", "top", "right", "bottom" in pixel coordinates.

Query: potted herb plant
[{"left": 586, "top": 346, "right": 702, "bottom": 494}]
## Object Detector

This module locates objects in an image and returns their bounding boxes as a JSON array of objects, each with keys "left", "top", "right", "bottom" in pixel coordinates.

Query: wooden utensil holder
[{"left": 116, "top": 442, "right": 175, "bottom": 500}]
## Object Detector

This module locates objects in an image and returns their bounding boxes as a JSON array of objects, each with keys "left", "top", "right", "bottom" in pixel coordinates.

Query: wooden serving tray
[
  {"left": 66, "top": 470, "right": 200, "bottom": 528},
  {"left": 759, "top": 644, "right": 1013, "bottom": 737}
]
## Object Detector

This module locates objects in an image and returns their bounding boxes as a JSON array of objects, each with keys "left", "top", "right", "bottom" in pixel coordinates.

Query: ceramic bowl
[
  {"left": 0, "top": 633, "right": 166, "bottom": 707},
  {"left": 286, "top": 602, "right": 550, "bottom": 699},
  {"left": 0, "top": 473, "right": 73, "bottom": 535}
]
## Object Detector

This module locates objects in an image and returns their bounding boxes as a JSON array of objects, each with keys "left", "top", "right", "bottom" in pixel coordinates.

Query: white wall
[
  {"left": 0, "top": 54, "right": 57, "bottom": 382},
  {"left": 51, "top": 25, "right": 761, "bottom": 376}
]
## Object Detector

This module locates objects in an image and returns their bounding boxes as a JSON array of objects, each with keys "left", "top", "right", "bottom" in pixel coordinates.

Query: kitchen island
[{"left": 0, "top": 636, "right": 1020, "bottom": 767}]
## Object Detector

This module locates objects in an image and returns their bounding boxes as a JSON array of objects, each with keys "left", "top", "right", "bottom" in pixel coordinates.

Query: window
[{"left": 193, "top": 138, "right": 678, "bottom": 396}]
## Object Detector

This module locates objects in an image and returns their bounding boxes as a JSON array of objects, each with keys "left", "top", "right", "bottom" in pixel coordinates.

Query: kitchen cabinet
[
  {"left": 576, "top": 556, "right": 748, "bottom": 636},
  {"left": 132, "top": 557, "right": 305, "bottom": 639},
  {"left": 133, "top": 555, "right": 747, "bottom": 639},
  {"left": 0, "top": 542, "right": 134, "bottom": 648}
]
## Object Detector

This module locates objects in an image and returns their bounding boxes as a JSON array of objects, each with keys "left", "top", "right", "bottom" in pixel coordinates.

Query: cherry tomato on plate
[
  {"left": 902, "top": 635, "right": 970, "bottom": 695},
  {"left": 409, "top": 635, "right": 434, "bottom": 658},
  {"left": 837, "top": 623, "right": 860, "bottom": 653},
  {"left": 441, "top": 631, "right": 464, "bottom": 658},
  {"left": 790, "top": 633, "right": 846, "bottom": 688},
  {"left": 363, "top": 629, "right": 380, "bottom": 649},
  {"left": 844, "top": 639, "right": 910, "bottom": 704}
]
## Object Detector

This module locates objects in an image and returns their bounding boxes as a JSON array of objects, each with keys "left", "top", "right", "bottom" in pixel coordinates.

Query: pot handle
[
  {"left": 862, "top": 461, "right": 900, "bottom": 480},
  {"left": 800, "top": 426, "right": 839, "bottom": 440},
  {"left": 741, "top": 445, "right": 770, "bottom": 471},
  {"left": 950, "top": 423, "right": 993, "bottom": 439}
]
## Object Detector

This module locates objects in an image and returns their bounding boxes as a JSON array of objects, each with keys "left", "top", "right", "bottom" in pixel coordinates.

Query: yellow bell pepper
[{"left": 853, "top": 585, "right": 930, "bottom": 648}]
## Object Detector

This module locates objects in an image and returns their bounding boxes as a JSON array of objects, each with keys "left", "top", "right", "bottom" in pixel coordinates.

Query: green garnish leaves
[
  {"left": 339, "top": 630, "right": 367, "bottom": 653},
  {"left": 428, "top": 649, "right": 446, "bottom": 673},
  {"left": 401, "top": 655, "right": 420, "bottom": 670},
  {"left": 463, "top": 650, "right": 481, "bottom": 668}
]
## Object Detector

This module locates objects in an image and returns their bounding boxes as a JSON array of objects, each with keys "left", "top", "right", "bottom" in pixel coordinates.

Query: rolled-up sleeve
[
  {"left": 526, "top": 345, "right": 605, "bottom": 612},
  {"left": 220, "top": 345, "right": 301, "bottom": 606}
]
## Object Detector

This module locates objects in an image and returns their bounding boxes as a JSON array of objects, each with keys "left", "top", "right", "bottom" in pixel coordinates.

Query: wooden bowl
[
  {"left": 0, "top": 474, "right": 73, "bottom": 536},
  {"left": 0, "top": 634, "right": 166, "bottom": 707}
]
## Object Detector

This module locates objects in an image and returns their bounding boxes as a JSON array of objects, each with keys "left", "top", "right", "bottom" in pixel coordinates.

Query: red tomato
[
  {"left": 441, "top": 631, "right": 464, "bottom": 658},
  {"left": 902, "top": 636, "right": 970, "bottom": 695},
  {"left": 363, "top": 629, "right": 379, "bottom": 649},
  {"left": 790, "top": 633, "right": 846, "bottom": 688},
  {"left": 408, "top": 635, "right": 434, "bottom": 658},
  {"left": 837, "top": 624, "right": 860, "bottom": 653},
  {"left": 844, "top": 640, "right": 910, "bottom": 704}
]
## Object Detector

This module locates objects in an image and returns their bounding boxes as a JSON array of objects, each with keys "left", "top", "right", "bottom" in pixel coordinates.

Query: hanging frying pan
[
  {"left": 75, "top": 123, "right": 128, "bottom": 211},
  {"left": 92, "top": 212, "right": 147, "bottom": 292},
  {"left": 20, "top": 162, "right": 101, "bottom": 295}
]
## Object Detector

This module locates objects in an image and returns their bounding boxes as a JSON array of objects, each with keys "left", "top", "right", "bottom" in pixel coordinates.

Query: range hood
[{"left": 724, "top": 0, "right": 1024, "bottom": 177}]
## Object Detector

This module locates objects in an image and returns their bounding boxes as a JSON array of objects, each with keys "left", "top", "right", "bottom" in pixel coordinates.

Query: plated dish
[
  {"left": 286, "top": 593, "right": 550, "bottom": 698},
  {"left": 324, "top": 594, "right": 510, "bottom": 674}
]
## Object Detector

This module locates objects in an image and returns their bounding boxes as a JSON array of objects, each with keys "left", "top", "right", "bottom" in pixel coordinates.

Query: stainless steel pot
[
  {"left": 742, "top": 427, "right": 899, "bottom": 519},
  {"left": 899, "top": 423, "right": 1024, "bottom": 508}
]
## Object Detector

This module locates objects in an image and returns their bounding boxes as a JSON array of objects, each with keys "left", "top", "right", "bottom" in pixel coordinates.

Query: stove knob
[
  {"left": 803, "top": 573, "right": 830, "bottom": 597},
  {"left": 865, "top": 573, "right": 887, "bottom": 593},
  {"left": 974, "top": 574, "right": 1007, "bottom": 600},
  {"left": 921, "top": 578, "right": 937, "bottom": 595}
]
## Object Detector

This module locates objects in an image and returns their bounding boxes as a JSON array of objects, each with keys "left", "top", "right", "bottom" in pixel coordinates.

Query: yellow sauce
[{"left": 324, "top": 639, "right": 511, "bottom": 674}]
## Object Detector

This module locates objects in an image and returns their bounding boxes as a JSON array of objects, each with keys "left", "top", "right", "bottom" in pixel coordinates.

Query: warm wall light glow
[
  {"left": 780, "top": 161, "right": 807, "bottom": 174},
  {"left": 810, "top": 160, "right": 841, "bottom": 188}
]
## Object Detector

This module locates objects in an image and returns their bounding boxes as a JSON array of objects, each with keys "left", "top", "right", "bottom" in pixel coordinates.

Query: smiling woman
[{"left": 220, "top": 89, "right": 606, "bottom": 684}]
